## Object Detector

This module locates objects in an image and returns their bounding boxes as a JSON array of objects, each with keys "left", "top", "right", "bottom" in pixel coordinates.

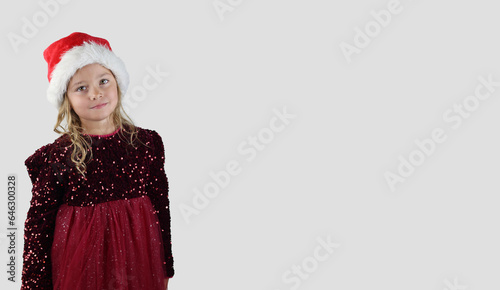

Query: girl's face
[{"left": 66, "top": 63, "right": 118, "bottom": 128}]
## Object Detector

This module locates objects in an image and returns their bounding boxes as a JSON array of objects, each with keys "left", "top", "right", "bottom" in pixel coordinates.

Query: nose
[{"left": 89, "top": 85, "right": 103, "bottom": 100}]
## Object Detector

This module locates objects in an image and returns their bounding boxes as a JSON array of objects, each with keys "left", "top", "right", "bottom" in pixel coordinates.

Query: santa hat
[{"left": 43, "top": 32, "right": 129, "bottom": 108}]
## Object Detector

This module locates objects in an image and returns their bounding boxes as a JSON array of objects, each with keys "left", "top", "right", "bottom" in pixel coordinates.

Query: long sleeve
[
  {"left": 21, "top": 144, "right": 64, "bottom": 289},
  {"left": 147, "top": 130, "right": 175, "bottom": 278}
]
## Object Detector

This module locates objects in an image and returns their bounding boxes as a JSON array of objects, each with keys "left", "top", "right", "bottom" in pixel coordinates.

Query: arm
[
  {"left": 21, "top": 145, "right": 64, "bottom": 289},
  {"left": 147, "top": 130, "right": 175, "bottom": 279}
]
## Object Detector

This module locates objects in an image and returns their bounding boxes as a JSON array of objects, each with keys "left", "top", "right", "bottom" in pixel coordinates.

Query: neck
[{"left": 81, "top": 120, "right": 117, "bottom": 136}]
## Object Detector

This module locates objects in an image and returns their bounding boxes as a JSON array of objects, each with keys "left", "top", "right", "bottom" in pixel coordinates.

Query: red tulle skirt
[{"left": 51, "top": 196, "right": 167, "bottom": 290}]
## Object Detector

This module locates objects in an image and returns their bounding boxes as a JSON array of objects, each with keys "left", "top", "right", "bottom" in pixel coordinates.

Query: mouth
[{"left": 91, "top": 103, "right": 108, "bottom": 109}]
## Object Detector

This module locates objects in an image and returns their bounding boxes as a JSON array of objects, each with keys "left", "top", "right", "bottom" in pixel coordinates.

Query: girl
[{"left": 21, "top": 32, "right": 174, "bottom": 290}]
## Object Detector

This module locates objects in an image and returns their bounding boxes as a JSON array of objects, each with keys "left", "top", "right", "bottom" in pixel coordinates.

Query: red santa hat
[{"left": 43, "top": 32, "right": 129, "bottom": 108}]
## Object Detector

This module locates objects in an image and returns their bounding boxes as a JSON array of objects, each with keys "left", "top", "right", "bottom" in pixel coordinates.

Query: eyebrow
[{"left": 70, "top": 73, "right": 111, "bottom": 89}]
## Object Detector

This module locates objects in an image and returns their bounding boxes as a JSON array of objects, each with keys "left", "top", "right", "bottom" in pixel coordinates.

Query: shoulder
[
  {"left": 134, "top": 126, "right": 166, "bottom": 158},
  {"left": 135, "top": 126, "right": 164, "bottom": 144},
  {"left": 25, "top": 135, "right": 70, "bottom": 167},
  {"left": 24, "top": 135, "right": 71, "bottom": 183}
]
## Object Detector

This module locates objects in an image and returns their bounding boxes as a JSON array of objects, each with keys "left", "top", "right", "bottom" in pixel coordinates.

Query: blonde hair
[{"left": 54, "top": 72, "right": 147, "bottom": 178}]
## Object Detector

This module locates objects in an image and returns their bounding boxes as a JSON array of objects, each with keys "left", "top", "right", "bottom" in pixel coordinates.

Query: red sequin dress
[{"left": 21, "top": 125, "right": 174, "bottom": 289}]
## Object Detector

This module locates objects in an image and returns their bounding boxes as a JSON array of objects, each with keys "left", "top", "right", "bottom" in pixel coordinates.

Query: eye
[
  {"left": 100, "top": 79, "right": 109, "bottom": 85},
  {"left": 76, "top": 86, "right": 86, "bottom": 92}
]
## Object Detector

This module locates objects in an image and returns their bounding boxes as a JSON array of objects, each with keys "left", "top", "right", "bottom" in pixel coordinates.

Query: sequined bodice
[{"left": 53, "top": 128, "right": 154, "bottom": 206}]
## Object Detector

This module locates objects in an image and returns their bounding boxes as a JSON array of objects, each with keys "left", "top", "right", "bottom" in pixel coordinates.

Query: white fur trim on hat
[{"left": 46, "top": 41, "right": 129, "bottom": 108}]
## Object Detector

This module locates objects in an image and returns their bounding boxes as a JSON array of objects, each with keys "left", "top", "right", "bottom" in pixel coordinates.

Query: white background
[{"left": 1, "top": 0, "right": 499, "bottom": 289}]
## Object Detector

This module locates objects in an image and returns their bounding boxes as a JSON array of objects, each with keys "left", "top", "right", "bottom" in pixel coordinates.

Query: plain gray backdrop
[{"left": 1, "top": 0, "right": 499, "bottom": 289}]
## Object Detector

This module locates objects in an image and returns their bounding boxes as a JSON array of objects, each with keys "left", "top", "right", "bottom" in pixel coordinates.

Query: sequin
[{"left": 21, "top": 125, "right": 174, "bottom": 289}]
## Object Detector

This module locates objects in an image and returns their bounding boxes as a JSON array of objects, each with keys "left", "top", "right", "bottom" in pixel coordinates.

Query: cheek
[
  {"left": 106, "top": 87, "right": 119, "bottom": 103},
  {"left": 107, "top": 86, "right": 118, "bottom": 97},
  {"left": 68, "top": 95, "right": 86, "bottom": 111}
]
